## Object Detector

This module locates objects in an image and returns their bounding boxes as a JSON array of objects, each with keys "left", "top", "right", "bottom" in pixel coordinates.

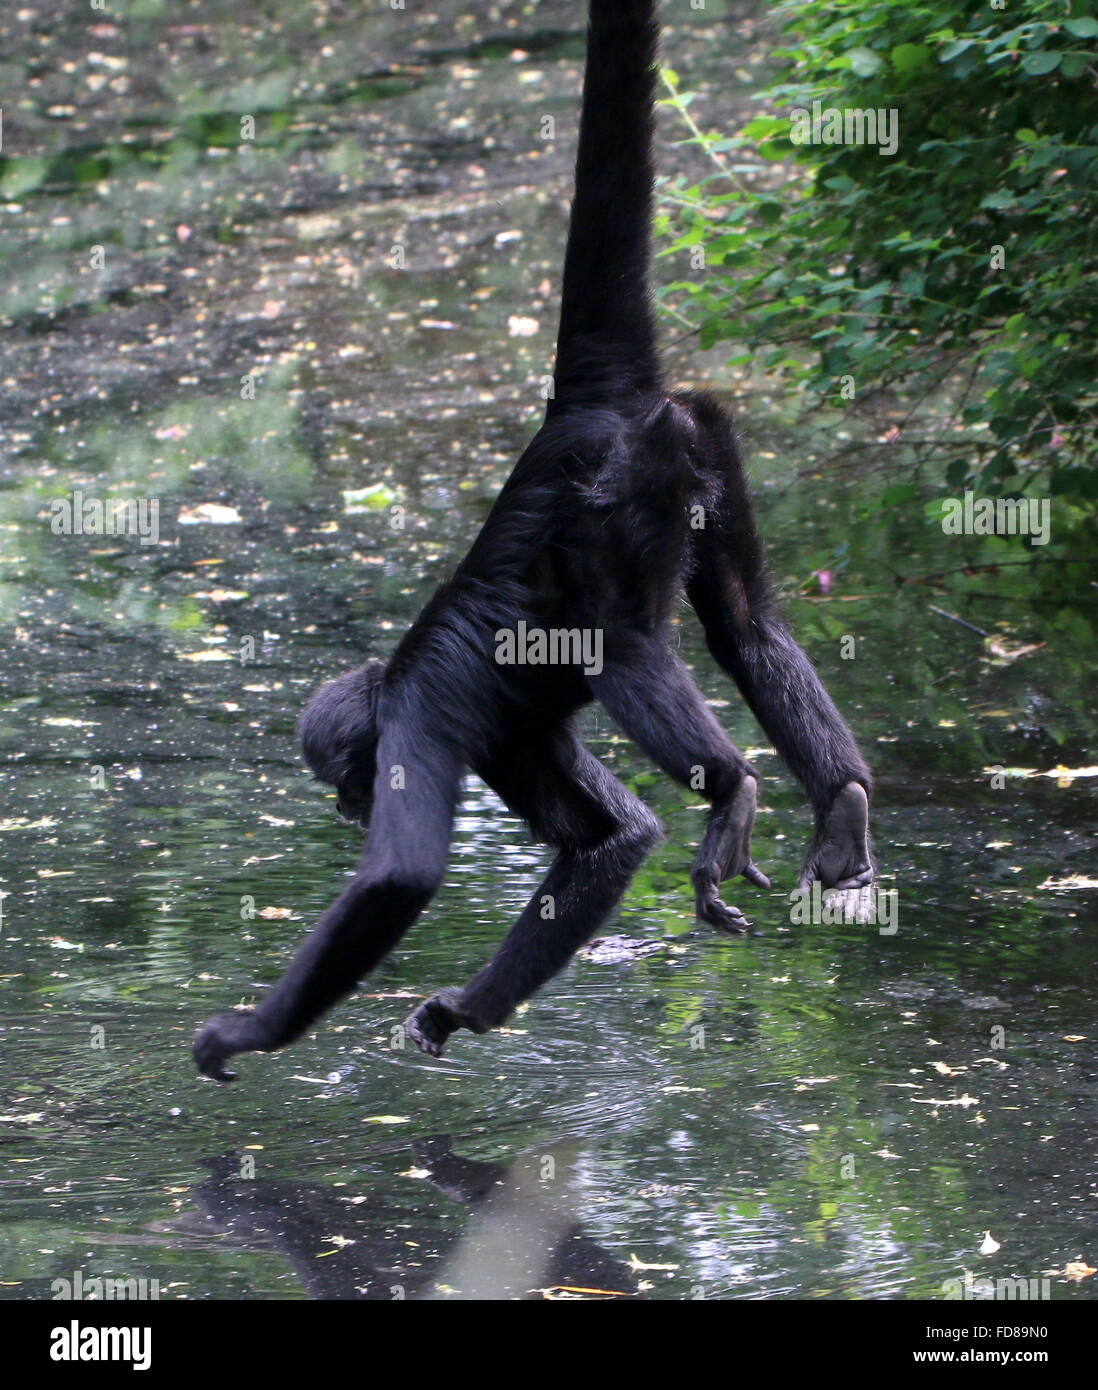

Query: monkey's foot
[
  {"left": 406, "top": 990, "right": 488, "bottom": 1058},
  {"left": 193, "top": 1008, "right": 263, "bottom": 1083},
  {"left": 798, "top": 782, "right": 875, "bottom": 892}
]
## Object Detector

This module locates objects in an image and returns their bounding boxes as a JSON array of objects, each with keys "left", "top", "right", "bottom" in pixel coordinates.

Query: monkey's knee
[
  {"left": 600, "top": 800, "right": 662, "bottom": 866},
  {"left": 627, "top": 803, "right": 663, "bottom": 853}
]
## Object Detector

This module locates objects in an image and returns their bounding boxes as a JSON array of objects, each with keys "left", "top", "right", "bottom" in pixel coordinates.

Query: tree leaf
[
  {"left": 1021, "top": 52, "right": 1062, "bottom": 75},
  {"left": 846, "top": 46, "right": 885, "bottom": 76},
  {"left": 892, "top": 43, "right": 932, "bottom": 71},
  {"left": 940, "top": 38, "right": 975, "bottom": 62}
]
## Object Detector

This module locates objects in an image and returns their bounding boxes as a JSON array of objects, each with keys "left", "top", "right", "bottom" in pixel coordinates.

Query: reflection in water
[{"left": 166, "top": 1140, "right": 637, "bottom": 1301}]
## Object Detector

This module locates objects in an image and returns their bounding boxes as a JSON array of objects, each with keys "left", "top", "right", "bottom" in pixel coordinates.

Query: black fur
[{"left": 194, "top": 0, "right": 874, "bottom": 1083}]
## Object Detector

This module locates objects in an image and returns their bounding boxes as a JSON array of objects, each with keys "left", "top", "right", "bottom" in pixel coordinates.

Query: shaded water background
[{"left": 0, "top": 0, "right": 1096, "bottom": 1300}]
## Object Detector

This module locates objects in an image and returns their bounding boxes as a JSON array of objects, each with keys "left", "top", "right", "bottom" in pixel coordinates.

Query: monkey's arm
[{"left": 194, "top": 733, "right": 461, "bottom": 1081}]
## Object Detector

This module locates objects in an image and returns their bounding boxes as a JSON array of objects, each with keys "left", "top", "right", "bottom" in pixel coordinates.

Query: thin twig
[{"left": 928, "top": 604, "right": 989, "bottom": 637}]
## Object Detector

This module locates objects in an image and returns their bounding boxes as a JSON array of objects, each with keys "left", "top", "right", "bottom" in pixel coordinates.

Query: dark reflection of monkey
[{"left": 164, "top": 1139, "right": 638, "bottom": 1301}]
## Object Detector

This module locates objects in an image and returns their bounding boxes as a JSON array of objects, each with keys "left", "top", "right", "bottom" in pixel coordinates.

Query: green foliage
[{"left": 657, "top": 1, "right": 1097, "bottom": 565}]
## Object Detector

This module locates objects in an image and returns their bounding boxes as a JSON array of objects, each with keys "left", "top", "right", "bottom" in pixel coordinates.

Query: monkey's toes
[{"left": 696, "top": 891, "right": 750, "bottom": 935}]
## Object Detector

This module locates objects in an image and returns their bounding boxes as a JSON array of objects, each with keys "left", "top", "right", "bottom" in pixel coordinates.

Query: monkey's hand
[
  {"left": 797, "top": 782, "right": 874, "bottom": 892},
  {"left": 405, "top": 989, "right": 489, "bottom": 1059},
  {"left": 693, "top": 775, "right": 770, "bottom": 934},
  {"left": 193, "top": 1008, "right": 264, "bottom": 1083}
]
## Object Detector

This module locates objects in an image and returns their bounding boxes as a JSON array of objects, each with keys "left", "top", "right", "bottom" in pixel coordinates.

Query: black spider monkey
[{"left": 194, "top": 0, "right": 874, "bottom": 1082}]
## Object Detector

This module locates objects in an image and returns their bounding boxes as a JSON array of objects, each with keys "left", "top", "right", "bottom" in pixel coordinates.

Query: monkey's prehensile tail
[{"left": 551, "top": 0, "right": 661, "bottom": 407}]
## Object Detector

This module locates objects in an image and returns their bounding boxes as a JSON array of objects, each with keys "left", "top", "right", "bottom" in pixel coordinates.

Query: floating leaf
[
  {"left": 342, "top": 483, "right": 395, "bottom": 513},
  {"left": 178, "top": 503, "right": 242, "bottom": 526}
]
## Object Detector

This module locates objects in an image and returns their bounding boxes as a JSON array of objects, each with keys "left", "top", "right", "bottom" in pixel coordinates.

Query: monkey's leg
[
  {"left": 405, "top": 729, "right": 662, "bottom": 1057},
  {"left": 194, "top": 733, "right": 461, "bottom": 1081},
  {"left": 586, "top": 635, "right": 769, "bottom": 932},
  {"left": 687, "top": 552, "right": 874, "bottom": 892}
]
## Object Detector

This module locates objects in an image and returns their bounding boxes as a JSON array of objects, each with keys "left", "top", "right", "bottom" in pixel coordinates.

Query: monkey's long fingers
[
  {"left": 829, "top": 866, "right": 875, "bottom": 891},
  {"left": 742, "top": 863, "right": 770, "bottom": 890},
  {"left": 193, "top": 1032, "right": 239, "bottom": 1083},
  {"left": 204, "top": 1062, "right": 238, "bottom": 1083}
]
